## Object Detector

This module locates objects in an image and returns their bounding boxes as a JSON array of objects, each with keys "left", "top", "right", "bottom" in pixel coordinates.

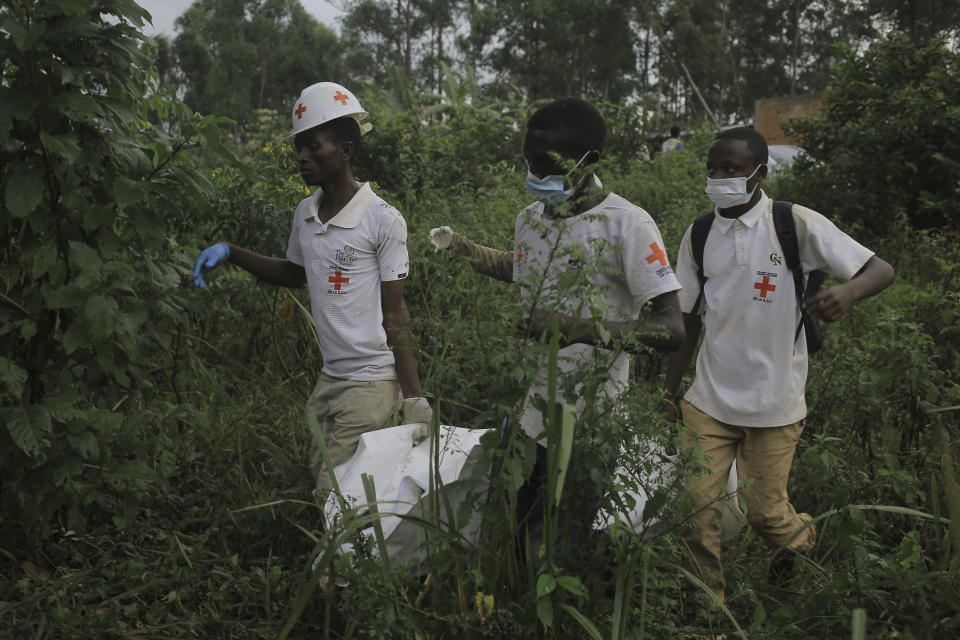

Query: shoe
[
  {"left": 678, "top": 599, "right": 726, "bottom": 640},
  {"left": 767, "top": 549, "right": 798, "bottom": 586}
]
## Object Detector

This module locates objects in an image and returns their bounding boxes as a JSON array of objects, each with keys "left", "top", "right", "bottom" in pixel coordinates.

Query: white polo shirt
[
  {"left": 675, "top": 191, "right": 874, "bottom": 427},
  {"left": 514, "top": 193, "right": 682, "bottom": 439},
  {"left": 286, "top": 182, "right": 409, "bottom": 381}
]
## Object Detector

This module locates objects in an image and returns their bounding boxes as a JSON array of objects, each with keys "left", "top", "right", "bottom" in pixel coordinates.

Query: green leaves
[
  {"left": 67, "top": 240, "right": 102, "bottom": 274},
  {"left": 0, "top": 357, "right": 28, "bottom": 398},
  {"left": 0, "top": 0, "right": 234, "bottom": 536},
  {"left": 113, "top": 176, "right": 147, "bottom": 208},
  {"left": 40, "top": 132, "right": 83, "bottom": 165},
  {"left": 30, "top": 241, "right": 58, "bottom": 279},
  {"left": 3, "top": 404, "right": 51, "bottom": 457},
  {"left": 4, "top": 161, "right": 44, "bottom": 217},
  {"left": 785, "top": 35, "right": 960, "bottom": 234}
]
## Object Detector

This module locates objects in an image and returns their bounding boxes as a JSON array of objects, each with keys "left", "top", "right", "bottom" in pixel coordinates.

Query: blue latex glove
[{"left": 193, "top": 242, "right": 230, "bottom": 287}]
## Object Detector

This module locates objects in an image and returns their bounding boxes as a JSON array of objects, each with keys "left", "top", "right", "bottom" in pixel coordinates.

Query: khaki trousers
[
  {"left": 305, "top": 373, "right": 402, "bottom": 494},
  {"left": 679, "top": 399, "right": 816, "bottom": 602}
]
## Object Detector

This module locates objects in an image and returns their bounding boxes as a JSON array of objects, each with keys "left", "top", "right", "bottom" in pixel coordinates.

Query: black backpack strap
[
  {"left": 772, "top": 201, "right": 807, "bottom": 343},
  {"left": 689, "top": 212, "right": 714, "bottom": 314}
]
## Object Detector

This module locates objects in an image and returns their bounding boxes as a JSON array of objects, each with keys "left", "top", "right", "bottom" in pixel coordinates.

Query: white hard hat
[{"left": 288, "top": 82, "right": 371, "bottom": 139}]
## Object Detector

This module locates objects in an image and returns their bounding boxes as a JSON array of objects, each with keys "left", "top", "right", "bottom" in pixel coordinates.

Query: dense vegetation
[{"left": 1, "top": 1, "right": 958, "bottom": 639}]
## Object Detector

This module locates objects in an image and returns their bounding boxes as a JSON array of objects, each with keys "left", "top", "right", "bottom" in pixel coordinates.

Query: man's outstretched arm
[
  {"left": 193, "top": 241, "right": 305, "bottom": 288},
  {"left": 430, "top": 226, "right": 514, "bottom": 283},
  {"left": 227, "top": 243, "right": 306, "bottom": 288}
]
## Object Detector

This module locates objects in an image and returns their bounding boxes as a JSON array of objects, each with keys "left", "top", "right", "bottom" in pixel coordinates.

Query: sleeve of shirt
[
  {"left": 793, "top": 205, "right": 874, "bottom": 280},
  {"left": 674, "top": 225, "right": 702, "bottom": 314},
  {"left": 377, "top": 210, "right": 410, "bottom": 281},
  {"left": 285, "top": 206, "right": 304, "bottom": 267},
  {"left": 620, "top": 214, "right": 681, "bottom": 306}
]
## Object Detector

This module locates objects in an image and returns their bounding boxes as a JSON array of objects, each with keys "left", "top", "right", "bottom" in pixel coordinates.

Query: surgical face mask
[
  {"left": 525, "top": 151, "right": 594, "bottom": 203},
  {"left": 704, "top": 164, "right": 765, "bottom": 208}
]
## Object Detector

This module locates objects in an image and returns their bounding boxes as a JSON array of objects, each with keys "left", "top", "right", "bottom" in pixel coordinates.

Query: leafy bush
[
  {"left": 0, "top": 0, "right": 235, "bottom": 535},
  {"left": 784, "top": 34, "right": 960, "bottom": 235}
]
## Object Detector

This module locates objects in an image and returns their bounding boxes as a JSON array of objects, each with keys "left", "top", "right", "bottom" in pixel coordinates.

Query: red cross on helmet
[{"left": 288, "top": 82, "right": 370, "bottom": 138}]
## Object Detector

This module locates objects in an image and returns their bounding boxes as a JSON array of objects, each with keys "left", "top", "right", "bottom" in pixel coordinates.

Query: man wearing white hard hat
[{"left": 193, "top": 82, "right": 432, "bottom": 497}]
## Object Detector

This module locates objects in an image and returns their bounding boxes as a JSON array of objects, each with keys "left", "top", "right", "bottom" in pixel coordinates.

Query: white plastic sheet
[
  {"left": 325, "top": 425, "right": 745, "bottom": 564},
  {"left": 323, "top": 423, "right": 489, "bottom": 565},
  {"left": 598, "top": 454, "right": 746, "bottom": 543}
]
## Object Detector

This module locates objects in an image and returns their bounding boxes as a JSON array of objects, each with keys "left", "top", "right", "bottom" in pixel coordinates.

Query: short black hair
[
  {"left": 670, "top": 125, "right": 681, "bottom": 137},
  {"left": 318, "top": 116, "right": 361, "bottom": 156},
  {"left": 714, "top": 126, "right": 768, "bottom": 166},
  {"left": 526, "top": 98, "right": 606, "bottom": 157}
]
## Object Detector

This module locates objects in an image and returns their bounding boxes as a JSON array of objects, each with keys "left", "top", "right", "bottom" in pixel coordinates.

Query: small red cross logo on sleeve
[
  {"left": 333, "top": 91, "right": 349, "bottom": 105},
  {"left": 295, "top": 103, "right": 307, "bottom": 119},
  {"left": 328, "top": 270, "right": 350, "bottom": 290},
  {"left": 645, "top": 242, "right": 668, "bottom": 266},
  {"left": 754, "top": 275, "right": 776, "bottom": 298}
]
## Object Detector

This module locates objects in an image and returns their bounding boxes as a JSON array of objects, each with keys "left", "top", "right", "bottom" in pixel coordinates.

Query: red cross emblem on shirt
[
  {"left": 328, "top": 270, "right": 350, "bottom": 290},
  {"left": 754, "top": 275, "right": 777, "bottom": 298},
  {"left": 294, "top": 103, "right": 307, "bottom": 119},
  {"left": 645, "top": 242, "right": 667, "bottom": 266},
  {"left": 333, "top": 91, "right": 349, "bottom": 105}
]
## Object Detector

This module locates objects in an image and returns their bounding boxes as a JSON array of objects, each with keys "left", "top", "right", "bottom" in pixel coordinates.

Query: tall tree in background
[
  {"left": 172, "top": 0, "right": 340, "bottom": 126},
  {"left": 654, "top": 0, "right": 899, "bottom": 123},
  {"left": 339, "top": 0, "right": 458, "bottom": 94},
  {"left": 726, "top": 0, "right": 878, "bottom": 118},
  {"left": 656, "top": 0, "right": 728, "bottom": 122},
  {"left": 868, "top": 0, "right": 960, "bottom": 43},
  {"left": 464, "top": 0, "right": 639, "bottom": 101},
  {"left": 159, "top": 0, "right": 960, "bottom": 129}
]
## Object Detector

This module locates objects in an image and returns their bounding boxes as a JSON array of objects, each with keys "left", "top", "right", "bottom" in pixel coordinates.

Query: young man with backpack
[
  {"left": 663, "top": 126, "right": 895, "bottom": 605},
  {"left": 192, "top": 82, "right": 432, "bottom": 499}
]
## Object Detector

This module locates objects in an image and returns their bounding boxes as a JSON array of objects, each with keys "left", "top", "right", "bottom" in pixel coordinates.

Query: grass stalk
[
  {"left": 851, "top": 608, "right": 866, "bottom": 640},
  {"left": 361, "top": 472, "right": 392, "bottom": 572}
]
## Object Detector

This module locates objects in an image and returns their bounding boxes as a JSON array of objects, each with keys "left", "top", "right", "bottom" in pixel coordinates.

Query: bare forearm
[
  {"left": 563, "top": 317, "right": 679, "bottom": 353},
  {"left": 845, "top": 256, "right": 895, "bottom": 301},
  {"left": 227, "top": 243, "right": 305, "bottom": 288},
  {"left": 384, "top": 308, "right": 423, "bottom": 398},
  {"left": 449, "top": 233, "right": 514, "bottom": 282},
  {"left": 663, "top": 313, "right": 702, "bottom": 401},
  {"left": 530, "top": 291, "right": 683, "bottom": 353}
]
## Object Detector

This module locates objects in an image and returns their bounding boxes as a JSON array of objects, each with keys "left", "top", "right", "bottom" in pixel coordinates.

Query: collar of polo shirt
[
  {"left": 711, "top": 189, "right": 769, "bottom": 234},
  {"left": 304, "top": 182, "right": 374, "bottom": 228}
]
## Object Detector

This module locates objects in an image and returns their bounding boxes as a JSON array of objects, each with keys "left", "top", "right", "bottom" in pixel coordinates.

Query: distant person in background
[
  {"left": 663, "top": 126, "right": 895, "bottom": 614},
  {"left": 638, "top": 141, "right": 652, "bottom": 162},
  {"left": 192, "top": 82, "right": 432, "bottom": 500},
  {"left": 661, "top": 125, "right": 684, "bottom": 153}
]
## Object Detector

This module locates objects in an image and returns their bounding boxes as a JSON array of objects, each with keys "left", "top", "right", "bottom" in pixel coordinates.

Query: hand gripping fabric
[{"left": 689, "top": 202, "right": 825, "bottom": 353}]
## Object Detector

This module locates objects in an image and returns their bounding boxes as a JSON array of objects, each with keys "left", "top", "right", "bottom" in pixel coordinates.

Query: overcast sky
[{"left": 136, "top": 0, "right": 344, "bottom": 37}]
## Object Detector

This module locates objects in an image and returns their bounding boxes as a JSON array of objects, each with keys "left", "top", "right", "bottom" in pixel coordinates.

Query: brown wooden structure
[{"left": 754, "top": 94, "right": 823, "bottom": 145}]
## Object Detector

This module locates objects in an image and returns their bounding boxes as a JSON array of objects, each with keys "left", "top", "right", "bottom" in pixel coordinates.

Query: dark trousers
[{"left": 515, "top": 441, "right": 611, "bottom": 567}]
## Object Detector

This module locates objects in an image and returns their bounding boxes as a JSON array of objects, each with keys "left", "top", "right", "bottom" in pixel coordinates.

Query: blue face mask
[{"left": 525, "top": 151, "right": 594, "bottom": 203}]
